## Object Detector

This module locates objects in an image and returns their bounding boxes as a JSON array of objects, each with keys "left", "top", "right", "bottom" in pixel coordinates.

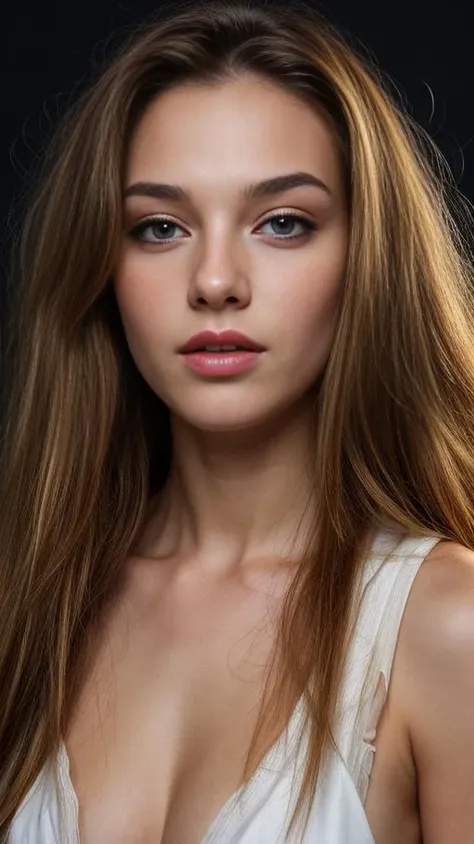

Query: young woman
[{"left": 2, "top": 1, "right": 474, "bottom": 842}]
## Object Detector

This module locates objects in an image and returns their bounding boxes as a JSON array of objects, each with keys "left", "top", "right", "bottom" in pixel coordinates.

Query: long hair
[{"left": 2, "top": 1, "right": 474, "bottom": 839}]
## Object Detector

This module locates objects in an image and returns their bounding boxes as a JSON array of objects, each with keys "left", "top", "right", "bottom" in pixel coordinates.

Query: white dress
[{"left": 9, "top": 526, "right": 441, "bottom": 843}]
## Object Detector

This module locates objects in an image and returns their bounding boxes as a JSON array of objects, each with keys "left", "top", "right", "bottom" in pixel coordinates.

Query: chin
[
  {"left": 179, "top": 411, "right": 271, "bottom": 434},
  {"left": 169, "top": 392, "right": 306, "bottom": 437}
]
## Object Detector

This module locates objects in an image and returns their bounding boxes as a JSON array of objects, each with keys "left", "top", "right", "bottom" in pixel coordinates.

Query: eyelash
[{"left": 128, "top": 211, "right": 317, "bottom": 245}]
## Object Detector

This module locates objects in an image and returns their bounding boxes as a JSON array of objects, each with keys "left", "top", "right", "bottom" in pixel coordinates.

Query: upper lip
[{"left": 179, "top": 330, "right": 267, "bottom": 354}]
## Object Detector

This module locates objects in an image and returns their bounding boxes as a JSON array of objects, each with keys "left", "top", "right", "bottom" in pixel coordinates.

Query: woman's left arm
[{"left": 400, "top": 542, "right": 474, "bottom": 842}]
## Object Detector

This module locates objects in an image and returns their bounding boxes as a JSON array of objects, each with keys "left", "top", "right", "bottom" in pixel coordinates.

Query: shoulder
[
  {"left": 391, "top": 538, "right": 474, "bottom": 840},
  {"left": 398, "top": 538, "right": 474, "bottom": 672}
]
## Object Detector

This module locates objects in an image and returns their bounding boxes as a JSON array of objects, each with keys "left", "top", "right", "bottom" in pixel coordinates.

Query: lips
[{"left": 179, "top": 330, "right": 266, "bottom": 354}]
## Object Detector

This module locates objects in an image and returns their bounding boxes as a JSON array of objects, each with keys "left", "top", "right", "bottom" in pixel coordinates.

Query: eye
[
  {"left": 258, "top": 212, "right": 317, "bottom": 241},
  {"left": 127, "top": 211, "right": 317, "bottom": 245},
  {"left": 128, "top": 218, "right": 186, "bottom": 244}
]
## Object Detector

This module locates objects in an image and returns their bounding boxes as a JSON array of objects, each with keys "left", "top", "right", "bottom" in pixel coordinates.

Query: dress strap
[{"left": 334, "top": 527, "right": 443, "bottom": 803}]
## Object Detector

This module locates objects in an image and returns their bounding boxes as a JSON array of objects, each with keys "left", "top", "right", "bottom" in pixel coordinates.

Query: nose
[{"left": 187, "top": 243, "right": 252, "bottom": 312}]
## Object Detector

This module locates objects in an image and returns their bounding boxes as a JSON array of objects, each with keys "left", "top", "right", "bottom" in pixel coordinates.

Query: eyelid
[{"left": 259, "top": 207, "right": 316, "bottom": 226}]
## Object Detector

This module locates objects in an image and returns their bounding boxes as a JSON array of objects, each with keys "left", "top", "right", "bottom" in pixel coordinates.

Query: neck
[{"left": 136, "top": 399, "right": 317, "bottom": 575}]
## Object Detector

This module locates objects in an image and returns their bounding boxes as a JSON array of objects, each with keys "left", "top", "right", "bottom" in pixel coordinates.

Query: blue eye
[
  {"left": 259, "top": 214, "right": 317, "bottom": 240},
  {"left": 129, "top": 218, "right": 184, "bottom": 243},
  {"left": 128, "top": 212, "right": 317, "bottom": 245}
]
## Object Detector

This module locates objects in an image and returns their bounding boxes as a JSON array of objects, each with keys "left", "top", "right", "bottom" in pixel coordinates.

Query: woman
[{"left": 2, "top": 1, "right": 474, "bottom": 841}]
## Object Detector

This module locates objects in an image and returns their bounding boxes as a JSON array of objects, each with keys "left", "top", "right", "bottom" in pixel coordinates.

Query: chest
[
  {"left": 63, "top": 557, "right": 421, "bottom": 844},
  {"left": 64, "top": 558, "right": 294, "bottom": 844}
]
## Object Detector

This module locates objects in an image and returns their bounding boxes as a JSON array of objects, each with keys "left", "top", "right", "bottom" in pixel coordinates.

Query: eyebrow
[{"left": 123, "top": 171, "right": 332, "bottom": 202}]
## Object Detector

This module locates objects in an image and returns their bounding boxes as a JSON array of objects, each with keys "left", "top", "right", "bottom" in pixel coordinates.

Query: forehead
[{"left": 124, "top": 75, "right": 343, "bottom": 200}]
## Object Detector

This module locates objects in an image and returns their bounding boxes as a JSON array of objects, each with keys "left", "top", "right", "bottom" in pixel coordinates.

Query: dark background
[{"left": 1, "top": 0, "right": 473, "bottom": 295}]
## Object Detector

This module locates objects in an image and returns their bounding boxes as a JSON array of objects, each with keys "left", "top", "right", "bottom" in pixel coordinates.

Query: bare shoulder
[
  {"left": 391, "top": 537, "right": 474, "bottom": 842},
  {"left": 399, "top": 537, "right": 474, "bottom": 663},
  {"left": 396, "top": 537, "right": 474, "bottom": 710}
]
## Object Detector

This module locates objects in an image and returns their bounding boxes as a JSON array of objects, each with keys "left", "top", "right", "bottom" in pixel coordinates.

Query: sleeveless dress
[{"left": 9, "top": 525, "right": 442, "bottom": 843}]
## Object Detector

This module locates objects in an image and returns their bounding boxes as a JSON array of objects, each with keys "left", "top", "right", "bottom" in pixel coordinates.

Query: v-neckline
[
  {"left": 54, "top": 529, "right": 394, "bottom": 843},
  {"left": 58, "top": 695, "right": 306, "bottom": 844}
]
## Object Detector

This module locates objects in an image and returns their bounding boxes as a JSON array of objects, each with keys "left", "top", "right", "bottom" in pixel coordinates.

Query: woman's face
[{"left": 114, "top": 73, "right": 348, "bottom": 432}]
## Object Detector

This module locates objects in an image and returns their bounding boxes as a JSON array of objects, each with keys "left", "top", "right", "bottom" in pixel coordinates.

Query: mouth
[{"left": 178, "top": 330, "right": 266, "bottom": 376}]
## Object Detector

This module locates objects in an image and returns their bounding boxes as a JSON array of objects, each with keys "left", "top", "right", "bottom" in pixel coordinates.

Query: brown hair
[{"left": 2, "top": 0, "right": 474, "bottom": 839}]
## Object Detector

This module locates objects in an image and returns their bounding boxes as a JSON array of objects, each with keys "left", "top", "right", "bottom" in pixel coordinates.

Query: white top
[{"left": 9, "top": 526, "right": 441, "bottom": 843}]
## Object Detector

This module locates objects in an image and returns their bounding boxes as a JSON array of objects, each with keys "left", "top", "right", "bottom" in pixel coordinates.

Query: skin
[
  {"left": 115, "top": 73, "right": 347, "bottom": 573},
  {"left": 63, "top": 74, "right": 474, "bottom": 843}
]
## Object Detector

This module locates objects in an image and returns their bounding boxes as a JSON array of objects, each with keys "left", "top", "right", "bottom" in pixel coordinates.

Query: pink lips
[{"left": 179, "top": 330, "right": 266, "bottom": 377}]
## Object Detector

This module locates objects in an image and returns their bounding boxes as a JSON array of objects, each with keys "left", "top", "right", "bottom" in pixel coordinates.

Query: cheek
[
  {"left": 113, "top": 256, "right": 176, "bottom": 356},
  {"left": 269, "top": 222, "right": 347, "bottom": 355},
  {"left": 276, "top": 268, "right": 343, "bottom": 370},
  {"left": 111, "top": 291, "right": 170, "bottom": 402},
  {"left": 115, "top": 254, "right": 158, "bottom": 317}
]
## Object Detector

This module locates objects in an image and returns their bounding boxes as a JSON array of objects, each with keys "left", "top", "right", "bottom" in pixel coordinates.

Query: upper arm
[{"left": 396, "top": 541, "right": 474, "bottom": 843}]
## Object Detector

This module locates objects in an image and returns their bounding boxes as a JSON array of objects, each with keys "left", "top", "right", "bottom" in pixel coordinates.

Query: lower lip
[{"left": 181, "top": 350, "right": 263, "bottom": 376}]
